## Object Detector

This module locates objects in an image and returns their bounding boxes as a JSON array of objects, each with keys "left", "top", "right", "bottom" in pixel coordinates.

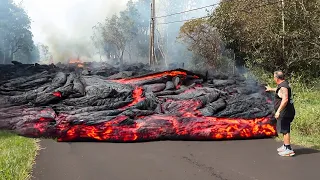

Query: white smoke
[
  {"left": 17, "top": 0, "right": 221, "bottom": 65},
  {"left": 17, "top": 0, "right": 130, "bottom": 63}
]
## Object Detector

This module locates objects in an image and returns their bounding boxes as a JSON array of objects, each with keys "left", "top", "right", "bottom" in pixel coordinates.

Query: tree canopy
[
  {"left": 93, "top": 0, "right": 148, "bottom": 65},
  {"left": 0, "top": 0, "right": 39, "bottom": 64},
  {"left": 179, "top": 0, "right": 320, "bottom": 78}
]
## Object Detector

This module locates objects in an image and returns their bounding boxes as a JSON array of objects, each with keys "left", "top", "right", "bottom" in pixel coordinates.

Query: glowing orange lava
[
  {"left": 69, "top": 58, "right": 84, "bottom": 68},
  {"left": 120, "top": 86, "right": 145, "bottom": 109},
  {"left": 52, "top": 91, "right": 62, "bottom": 98},
  {"left": 56, "top": 115, "right": 276, "bottom": 142},
  {"left": 69, "top": 59, "right": 82, "bottom": 64},
  {"left": 111, "top": 70, "right": 188, "bottom": 84}
]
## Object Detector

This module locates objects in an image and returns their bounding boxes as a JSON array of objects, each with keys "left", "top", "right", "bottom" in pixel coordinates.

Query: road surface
[{"left": 32, "top": 138, "right": 320, "bottom": 180}]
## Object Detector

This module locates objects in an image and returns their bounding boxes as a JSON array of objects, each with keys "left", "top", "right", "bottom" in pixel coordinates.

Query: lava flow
[
  {"left": 111, "top": 70, "right": 188, "bottom": 84},
  {"left": 69, "top": 57, "right": 84, "bottom": 68},
  {"left": 0, "top": 65, "right": 277, "bottom": 142},
  {"left": 55, "top": 70, "right": 276, "bottom": 142}
]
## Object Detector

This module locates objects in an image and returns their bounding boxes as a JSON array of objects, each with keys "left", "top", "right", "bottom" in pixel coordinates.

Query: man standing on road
[{"left": 266, "top": 70, "right": 296, "bottom": 157}]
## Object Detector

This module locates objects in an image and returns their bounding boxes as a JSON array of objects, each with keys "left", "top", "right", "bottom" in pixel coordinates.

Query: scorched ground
[{"left": 0, "top": 62, "right": 277, "bottom": 142}]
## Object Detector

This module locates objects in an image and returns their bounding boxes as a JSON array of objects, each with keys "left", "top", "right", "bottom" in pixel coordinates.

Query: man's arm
[
  {"left": 265, "top": 85, "right": 277, "bottom": 92},
  {"left": 276, "top": 87, "right": 289, "bottom": 114}
]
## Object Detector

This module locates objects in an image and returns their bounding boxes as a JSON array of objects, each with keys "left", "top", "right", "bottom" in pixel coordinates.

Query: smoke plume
[
  {"left": 19, "top": 0, "right": 223, "bottom": 65},
  {"left": 19, "top": 0, "right": 129, "bottom": 63}
]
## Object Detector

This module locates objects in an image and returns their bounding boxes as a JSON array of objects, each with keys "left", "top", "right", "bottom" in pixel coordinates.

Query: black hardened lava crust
[{"left": 0, "top": 62, "right": 276, "bottom": 142}]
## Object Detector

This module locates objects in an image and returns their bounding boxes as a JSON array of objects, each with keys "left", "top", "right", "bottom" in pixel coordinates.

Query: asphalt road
[{"left": 32, "top": 138, "right": 320, "bottom": 180}]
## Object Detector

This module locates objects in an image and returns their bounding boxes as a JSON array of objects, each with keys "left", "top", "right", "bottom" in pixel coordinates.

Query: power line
[
  {"left": 157, "top": 1, "right": 281, "bottom": 25},
  {"left": 157, "top": 15, "right": 211, "bottom": 25},
  {"left": 155, "top": 3, "right": 220, "bottom": 19}
]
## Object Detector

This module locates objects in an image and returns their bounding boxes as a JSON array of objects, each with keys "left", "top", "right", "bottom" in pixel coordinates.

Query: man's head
[{"left": 273, "top": 70, "right": 285, "bottom": 84}]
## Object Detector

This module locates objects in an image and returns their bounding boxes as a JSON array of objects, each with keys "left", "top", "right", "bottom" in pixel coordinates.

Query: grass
[
  {"left": 287, "top": 90, "right": 320, "bottom": 149},
  {"left": 0, "top": 131, "right": 39, "bottom": 180},
  {"left": 248, "top": 68, "right": 320, "bottom": 149}
]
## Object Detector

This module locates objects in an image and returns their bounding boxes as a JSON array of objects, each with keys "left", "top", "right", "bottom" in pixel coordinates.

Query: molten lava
[
  {"left": 69, "top": 58, "right": 82, "bottom": 64},
  {"left": 69, "top": 58, "right": 84, "bottom": 68},
  {"left": 56, "top": 114, "right": 276, "bottom": 142},
  {"left": 0, "top": 67, "right": 277, "bottom": 142},
  {"left": 120, "top": 86, "right": 145, "bottom": 109},
  {"left": 111, "top": 70, "right": 188, "bottom": 84},
  {"left": 54, "top": 70, "right": 276, "bottom": 142},
  {"left": 53, "top": 91, "right": 62, "bottom": 98}
]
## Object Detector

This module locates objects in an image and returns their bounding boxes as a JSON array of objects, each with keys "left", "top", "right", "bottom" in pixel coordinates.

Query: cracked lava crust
[{"left": 0, "top": 63, "right": 277, "bottom": 142}]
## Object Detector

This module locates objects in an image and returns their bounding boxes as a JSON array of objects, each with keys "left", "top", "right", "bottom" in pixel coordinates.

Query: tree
[
  {"left": 93, "top": 0, "right": 150, "bottom": 63},
  {"left": 13, "top": 43, "right": 39, "bottom": 63},
  {"left": 103, "top": 15, "right": 133, "bottom": 65},
  {"left": 91, "top": 23, "right": 105, "bottom": 61},
  {"left": 0, "top": 0, "right": 38, "bottom": 64},
  {"left": 29, "top": 44, "right": 40, "bottom": 62},
  {"left": 211, "top": 0, "right": 320, "bottom": 78},
  {"left": 100, "top": 1, "right": 138, "bottom": 66},
  {"left": 37, "top": 44, "right": 52, "bottom": 64},
  {"left": 101, "top": 14, "right": 136, "bottom": 66},
  {"left": 178, "top": 18, "right": 224, "bottom": 68},
  {"left": 131, "top": 0, "right": 150, "bottom": 59}
]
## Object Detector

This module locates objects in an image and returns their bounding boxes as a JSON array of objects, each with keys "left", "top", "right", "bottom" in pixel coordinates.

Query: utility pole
[{"left": 149, "top": 0, "right": 155, "bottom": 66}]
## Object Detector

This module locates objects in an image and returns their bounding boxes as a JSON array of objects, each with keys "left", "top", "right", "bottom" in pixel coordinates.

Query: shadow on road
[{"left": 294, "top": 148, "right": 320, "bottom": 156}]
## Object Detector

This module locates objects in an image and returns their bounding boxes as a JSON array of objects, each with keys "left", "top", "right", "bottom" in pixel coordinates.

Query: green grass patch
[
  {"left": 0, "top": 131, "right": 39, "bottom": 180},
  {"left": 289, "top": 90, "right": 320, "bottom": 149}
]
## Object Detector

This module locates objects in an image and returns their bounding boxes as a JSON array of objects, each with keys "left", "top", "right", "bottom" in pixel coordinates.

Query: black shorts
[{"left": 277, "top": 116, "right": 294, "bottom": 134}]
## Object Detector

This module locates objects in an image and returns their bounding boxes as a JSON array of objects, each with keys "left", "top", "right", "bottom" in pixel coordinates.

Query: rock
[
  {"left": 82, "top": 69, "right": 90, "bottom": 76},
  {"left": 11, "top": 61, "right": 23, "bottom": 65},
  {"left": 107, "top": 71, "right": 134, "bottom": 79},
  {"left": 212, "top": 79, "right": 236, "bottom": 87},
  {"left": 165, "top": 81, "right": 175, "bottom": 90},
  {"left": 172, "top": 76, "right": 180, "bottom": 88}
]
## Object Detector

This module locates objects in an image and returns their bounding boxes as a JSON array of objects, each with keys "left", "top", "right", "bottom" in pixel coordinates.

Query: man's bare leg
[{"left": 284, "top": 133, "right": 290, "bottom": 145}]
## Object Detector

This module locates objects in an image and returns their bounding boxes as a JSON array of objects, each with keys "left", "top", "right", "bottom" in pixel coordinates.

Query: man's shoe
[
  {"left": 277, "top": 145, "right": 286, "bottom": 152},
  {"left": 278, "top": 149, "right": 295, "bottom": 157}
]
